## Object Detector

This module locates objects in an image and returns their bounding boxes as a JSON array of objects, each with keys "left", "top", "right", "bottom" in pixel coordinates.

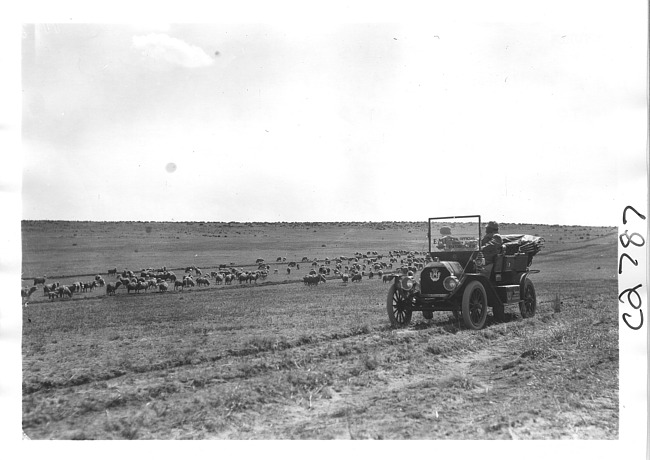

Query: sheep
[
  {"left": 341, "top": 274, "right": 349, "bottom": 283},
  {"left": 158, "top": 282, "right": 169, "bottom": 292},
  {"left": 351, "top": 274, "right": 362, "bottom": 283},
  {"left": 304, "top": 274, "right": 327, "bottom": 286},
  {"left": 95, "top": 276, "right": 106, "bottom": 287},
  {"left": 106, "top": 281, "right": 121, "bottom": 296},
  {"left": 183, "top": 278, "right": 196, "bottom": 288},
  {"left": 21, "top": 286, "right": 38, "bottom": 302},
  {"left": 57, "top": 286, "right": 73, "bottom": 299},
  {"left": 382, "top": 274, "right": 394, "bottom": 283},
  {"left": 33, "top": 276, "right": 47, "bottom": 286},
  {"left": 174, "top": 280, "right": 184, "bottom": 291},
  {"left": 197, "top": 277, "right": 210, "bottom": 287},
  {"left": 107, "top": 268, "right": 117, "bottom": 276}
]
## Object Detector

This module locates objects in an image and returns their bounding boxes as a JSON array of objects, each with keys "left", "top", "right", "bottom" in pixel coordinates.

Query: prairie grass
[{"left": 22, "top": 221, "right": 618, "bottom": 439}]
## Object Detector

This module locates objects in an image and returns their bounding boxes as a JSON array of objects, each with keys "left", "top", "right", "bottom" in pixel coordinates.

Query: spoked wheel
[
  {"left": 461, "top": 281, "right": 488, "bottom": 330},
  {"left": 519, "top": 278, "right": 537, "bottom": 318},
  {"left": 387, "top": 284, "right": 413, "bottom": 327}
]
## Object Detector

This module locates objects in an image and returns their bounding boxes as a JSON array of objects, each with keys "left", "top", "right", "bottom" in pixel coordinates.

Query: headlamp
[
  {"left": 475, "top": 252, "right": 485, "bottom": 268},
  {"left": 443, "top": 276, "right": 459, "bottom": 291}
]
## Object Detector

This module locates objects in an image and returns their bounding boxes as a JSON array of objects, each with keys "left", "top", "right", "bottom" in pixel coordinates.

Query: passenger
[
  {"left": 436, "top": 226, "right": 461, "bottom": 250},
  {"left": 479, "top": 221, "right": 503, "bottom": 277}
]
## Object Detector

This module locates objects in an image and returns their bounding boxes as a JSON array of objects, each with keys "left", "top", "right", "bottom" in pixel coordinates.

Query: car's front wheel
[
  {"left": 461, "top": 280, "right": 488, "bottom": 330},
  {"left": 387, "top": 284, "right": 413, "bottom": 327}
]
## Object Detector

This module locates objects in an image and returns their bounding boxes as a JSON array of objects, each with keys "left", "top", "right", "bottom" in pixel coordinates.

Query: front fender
[
  {"left": 393, "top": 275, "right": 420, "bottom": 295},
  {"left": 461, "top": 274, "right": 503, "bottom": 309}
]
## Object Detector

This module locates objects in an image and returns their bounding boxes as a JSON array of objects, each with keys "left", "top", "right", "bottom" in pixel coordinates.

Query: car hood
[{"left": 424, "top": 260, "right": 464, "bottom": 277}]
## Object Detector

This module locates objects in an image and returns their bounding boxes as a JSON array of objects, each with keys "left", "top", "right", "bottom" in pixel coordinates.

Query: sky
[{"left": 17, "top": 2, "right": 649, "bottom": 226}]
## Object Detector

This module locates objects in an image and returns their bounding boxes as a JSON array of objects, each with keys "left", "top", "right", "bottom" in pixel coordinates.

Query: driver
[{"left": 479, "top": 221, "right": 503, "bottom": 277}]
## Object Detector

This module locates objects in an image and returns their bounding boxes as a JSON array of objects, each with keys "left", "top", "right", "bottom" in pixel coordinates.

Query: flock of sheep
[{"left": 22, "top": 250, "right": 428, "bottom": 302}]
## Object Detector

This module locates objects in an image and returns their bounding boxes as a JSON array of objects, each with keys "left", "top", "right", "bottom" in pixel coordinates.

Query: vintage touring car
[{"left": 386, "top": 215, "right": 544, "bottom": 330}]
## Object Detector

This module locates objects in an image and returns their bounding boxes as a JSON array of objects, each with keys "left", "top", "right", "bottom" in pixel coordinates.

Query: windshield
[{"left": 428, "top": 215, "right": 481, "bottom": 253}]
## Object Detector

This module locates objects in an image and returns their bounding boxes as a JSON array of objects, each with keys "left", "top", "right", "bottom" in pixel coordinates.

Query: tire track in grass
[{"left": 22, "top": 323, "right": 383, "bottom": 395}]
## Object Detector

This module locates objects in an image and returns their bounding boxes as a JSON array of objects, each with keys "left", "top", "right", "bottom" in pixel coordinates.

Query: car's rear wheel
[
  {"left": 461, "top": 281, "right": 488, "bottom": 330},
  {"left": 387, "top": 284, "right": 412, "bottom": 327},
  {"left": 520, "top": 278, "right": 536, "bottom": 318}
]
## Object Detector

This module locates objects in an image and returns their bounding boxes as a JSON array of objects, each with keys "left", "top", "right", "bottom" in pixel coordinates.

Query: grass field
[{"left": 21, "top": 221, "right": 618, "bottom": 439}]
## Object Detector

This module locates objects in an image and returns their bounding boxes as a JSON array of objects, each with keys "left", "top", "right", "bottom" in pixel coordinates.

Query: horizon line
[{"left": 20, "top": 219, "right": 615, "bottom": 228}]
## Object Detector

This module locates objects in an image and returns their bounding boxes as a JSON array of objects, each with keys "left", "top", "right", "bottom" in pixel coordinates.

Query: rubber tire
[
  {"left": 387, "top": 283, "right": 412, "bottom": 327},
  {"left": 520, "top": 278, "right": 537, "bottom": 318},
  {"left": 461, "top": 281, "right": 488, "bottom": 330}
]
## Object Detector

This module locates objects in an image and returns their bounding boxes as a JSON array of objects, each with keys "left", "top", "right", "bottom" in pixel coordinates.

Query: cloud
[{"left": 132, "top": 33, "right": 213, "bottom": 68}]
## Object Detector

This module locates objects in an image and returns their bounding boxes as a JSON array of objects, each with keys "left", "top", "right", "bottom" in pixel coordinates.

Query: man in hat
[
  {"left": 479, "top": 221, "right": 503, "bottom": 277},
  {"left": 436, "top": 226, "right": 461, "bottom": 251}
]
